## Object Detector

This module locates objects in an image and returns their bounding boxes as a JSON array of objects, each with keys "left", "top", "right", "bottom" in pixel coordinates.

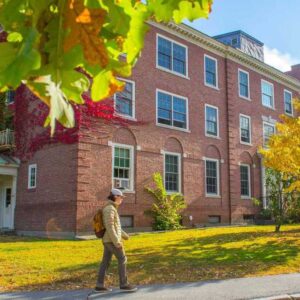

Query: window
[
  {"left": 157, "top": 90, "right": 188, "bottom": 130},
  {"left": 205, "top": 105, "right": 219, "bottom": 137},
  {"left": 208, "top": 215, "right": 221, "bottom": 224},
  {"left": 120, "top": 216, "right": 134, "bottom": 228},
  {"left": 204, "top": 55, "right": 218, "bottom": 88},
  {"left": 284, "top": 90, "right": 293, "bottom": 115},
  {"left": 243, "top": 214, "right": 255, "bottom": 223},
  {"left": 263, "top": 122, "right": 275, "bottom": 147},
  {"left": 157, "top": 35, "right": 187, "bottom": 76},
  {"left": 28, "top": 164, "right": 37, "bottom": 189},
  {"left": 240, "top": 164, "right": 251, "bottom": 198},
  {"left": 240, "top": 114, "right": 251, "bottom": 144},
  {"left": 6, "top": 90, "right": 15, "bottom": 104},
  {"left": 113, "top": 144, "right": 134, "bottom": 191},
  {"left": 239, "top": 70, "right": 250, "bottom": 99},
  {"left": 261, "top": 80, "right": 274, "bottom": 108},
  {"left": 164, "top": 153, "right": 181, "bottom": 193},
  {"left": 205, "top": 159, "right": 219, "bottom": 196},
  {"left": 115, "top": 80, "right": 135, "bottom": 118},
  {"left": 231, "top": 38, "right": 238, "bottom": 46},
  {"left": 5, "top": 188, "right": 11, "bottom": 208}
]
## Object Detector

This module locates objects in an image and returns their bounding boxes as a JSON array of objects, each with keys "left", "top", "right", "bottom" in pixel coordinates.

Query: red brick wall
[
  {"left": 14, "top": 88, "right": 78, "bottom": 236},
  {"left": 74, "top": 24, "right": 299, "bottom": 231},
  {"left": 14, "top": 24, "right": 300, "bottom": 236},
  {"left": 286, "top": 64, "right": 300, "bottom": 81}
]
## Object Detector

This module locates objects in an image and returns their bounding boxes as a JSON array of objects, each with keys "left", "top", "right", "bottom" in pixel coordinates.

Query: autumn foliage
[
  {"left": 0, "top": 0, "right": 213, "bottom": 133},
  {"left": 260, "top": 99, "right": 300, "bottom": 192}
]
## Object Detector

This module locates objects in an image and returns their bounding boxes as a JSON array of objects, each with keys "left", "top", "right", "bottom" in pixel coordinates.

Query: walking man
[{"left": 95, "top": 188, "right": 137, "bottom": 293}]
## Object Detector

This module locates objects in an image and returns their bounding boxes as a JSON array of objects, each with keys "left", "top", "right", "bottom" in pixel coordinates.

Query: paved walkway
[{"left": 1, "top": 273, "right": 300, "bottom": 300}]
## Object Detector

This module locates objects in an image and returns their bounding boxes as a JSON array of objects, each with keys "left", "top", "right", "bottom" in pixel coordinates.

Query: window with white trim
[
  {"left": 205, "top": 55, "right": 218, "bottom": 88},
  {"left": 239, "top": 70, "right": 249, "bottom": 99},
  {"left": 261, "top": 80, "right": 274, "bottom": 108},
  {"left": 157, "top": 90, "right": 188, "bottom": 129},
  {"left": 205, "top": 105, "right": 218, "bottom": 137},
  {"left": 240, "top": 114, "right": 251, "bottom": 144},
  {"left": 205, "top": 159, "right": 219, "bottom": 196},
  {"left": 240, "top": 164, "right": 251, "bottom": 198},
  {"left": 164, "top": 153, "right": 181, "bottom": 193},
  {"left": 263, "top": 122, "right": 275, "bottom": 147},
  {"left": 28, "top": 164, "right": 37, "bottom": 189},
  {"left": 113, "top": 145, "right": 134, "bottom": 191},
  {"left": 115, "top": 80, "right": 135, "bottom": 118},
  {"left": 284, "top": 90, "right": 293, "bottom": 115},
  {"left": 157, "top": 35, "right": 187, "bottom": 76}
]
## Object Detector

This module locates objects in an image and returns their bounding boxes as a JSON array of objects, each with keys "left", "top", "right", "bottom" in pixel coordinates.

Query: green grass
[{"left": 1, "top": 225, "right": 300, "bottom": 292}]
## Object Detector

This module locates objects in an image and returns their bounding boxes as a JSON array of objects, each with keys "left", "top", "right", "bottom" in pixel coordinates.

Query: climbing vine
[{"left": 14, "top": 85, "right": 139, "bottom": 160}]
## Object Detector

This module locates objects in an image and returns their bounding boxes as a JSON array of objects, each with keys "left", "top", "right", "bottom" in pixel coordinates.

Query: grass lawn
[{"left": 1, "top": 225, "right": 300, "bottom": 292}]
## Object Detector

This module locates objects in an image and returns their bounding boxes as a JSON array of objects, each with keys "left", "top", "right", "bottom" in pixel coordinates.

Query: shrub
[{"left": 145, "top": 172, "right": 186, "bottom": 231}]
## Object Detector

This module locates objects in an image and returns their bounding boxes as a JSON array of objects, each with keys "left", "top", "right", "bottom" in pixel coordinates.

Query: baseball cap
[{"left": 111, "top": 188, "right": 125, "bottom": 197}]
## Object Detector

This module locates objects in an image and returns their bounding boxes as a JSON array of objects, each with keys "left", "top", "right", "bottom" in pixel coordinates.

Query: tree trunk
[{"left": 275, "top": 224, "right": 281, "bottom": 232}]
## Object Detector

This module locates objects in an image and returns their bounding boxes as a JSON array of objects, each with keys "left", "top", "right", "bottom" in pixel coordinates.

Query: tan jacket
[{"left": 102, "top": 200, "right": 129, "bottom": 247}]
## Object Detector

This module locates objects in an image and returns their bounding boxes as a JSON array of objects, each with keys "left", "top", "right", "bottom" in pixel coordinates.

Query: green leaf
[
  {"left": 7, "top": 32, "right": 23, "bottom": 42},
  {"left": 44, "top": 76, "right": 75, "bottom": 135},
  {"left": 0, "top": 28, "right": 41, "bottom": 88}
]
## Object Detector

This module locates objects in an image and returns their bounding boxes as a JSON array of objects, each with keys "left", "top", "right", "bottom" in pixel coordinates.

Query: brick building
[{"left": 1, "top": 22, "right": 300, "bottom": 237}]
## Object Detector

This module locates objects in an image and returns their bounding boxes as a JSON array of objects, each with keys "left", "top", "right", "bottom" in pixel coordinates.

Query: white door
[{"left": 1, "top": 187, "right": 12, "bottom": 229}]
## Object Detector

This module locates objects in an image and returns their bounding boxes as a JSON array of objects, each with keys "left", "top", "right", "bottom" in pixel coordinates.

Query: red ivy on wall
[{"left": 14, "top": 85, "right": 141, "bottom": 160}]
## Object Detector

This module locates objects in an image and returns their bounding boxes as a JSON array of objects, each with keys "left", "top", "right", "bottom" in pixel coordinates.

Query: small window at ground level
[
  {"left": 243, "top": 215, "right": 255, "bottom": 223},
  {"left": 120, "top": 216, "right": 134, "bottom": 228},
  {"left": 208, "top": 215, "right": 221, "bottom": 224}
]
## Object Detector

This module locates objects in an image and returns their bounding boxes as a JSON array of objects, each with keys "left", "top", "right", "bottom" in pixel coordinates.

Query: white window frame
[
  {"left": 261, "top": 79, "right": 275, "bottom": 109},
  {"left": 239, "top": 114, "right": 252, "bottom": 145},
  {"left": 238, "top": 69, "right": 250, "bottom": 100},
  {"left": 156, "top": 89, "right": 189, "bottom": 132},
  {"left": 205, "top": 158, "right": 220, "bottom": 197},
  {"left": 284, "top": 89, "right": 293, "bottom": 116},
  {"left": 112, "top": 143, "right": 135, "bottom": 192},
  {"left": 263, "top": 121, "right": 276, "bottom": 147},
  {"left": 114, "top": 78, "right": 136, "bottom": 120},
  {"left": 205, "top": 104, "right": 219, "bottom": 138},
  {"left": 28, "top": 164, "right": 37, "bottom": 189},
  {"left": 240, "top": 164, "right": 251, "bottom": 199},
  {"left": 156, "top": 34, "right": 189, "bottom": 79},
  {"left": 163, "top": 151, "right": 182, "bottom": 194},
  {"left": 204, "top": 54, "right": 219, "bottom": 89}
]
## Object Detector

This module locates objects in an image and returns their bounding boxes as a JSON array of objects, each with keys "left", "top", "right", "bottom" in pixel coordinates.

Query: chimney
[{"left": 285, "top": 64, "right": 300, "bottom": 81}]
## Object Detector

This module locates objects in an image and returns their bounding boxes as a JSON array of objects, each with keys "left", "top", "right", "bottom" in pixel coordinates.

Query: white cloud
[{"left": 264, "top": 46, "right": 299, "bottom": 72}]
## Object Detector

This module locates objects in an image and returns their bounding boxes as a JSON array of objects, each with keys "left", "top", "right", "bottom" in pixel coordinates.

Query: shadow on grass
[{"left": 8, "top": 229, "right": 300, "bottom": 292}]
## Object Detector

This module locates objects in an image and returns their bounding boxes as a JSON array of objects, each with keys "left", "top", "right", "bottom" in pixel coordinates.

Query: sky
[{"left": 185, "top": 0, "right": 300, "bottom": 72}]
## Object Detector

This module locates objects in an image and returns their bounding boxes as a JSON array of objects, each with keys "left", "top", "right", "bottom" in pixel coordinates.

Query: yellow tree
[
  {"left": 260, "top": 100, "right": 300, "bottom": 192},
  {"left": 259, "top": 100, "right": 300, "bottom": 231}
]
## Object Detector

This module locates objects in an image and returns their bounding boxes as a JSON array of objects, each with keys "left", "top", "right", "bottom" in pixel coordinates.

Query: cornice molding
[{"left": 149, "top": 21, "right": 300, "bottom": 91}]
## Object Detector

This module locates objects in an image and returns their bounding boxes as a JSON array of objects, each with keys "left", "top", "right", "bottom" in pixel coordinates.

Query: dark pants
[{"left": 96, "top": 242, "right": 128, "bottom": 287}]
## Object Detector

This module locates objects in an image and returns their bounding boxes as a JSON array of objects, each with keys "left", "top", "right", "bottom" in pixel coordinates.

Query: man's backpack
[{"left": 93, "top": 209, "right": 106, "bottom": 238}]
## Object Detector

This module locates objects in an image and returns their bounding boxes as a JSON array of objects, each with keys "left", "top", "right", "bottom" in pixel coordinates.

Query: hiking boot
[
  {"left": 94, "top": 286, "right": 112, "bottom": 293},
  {"left": 120, "top": 284, "right": 138, "bottom": 292}
]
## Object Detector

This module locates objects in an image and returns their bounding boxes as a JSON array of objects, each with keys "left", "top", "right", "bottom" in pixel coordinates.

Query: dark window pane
[
  {"left": 158, "top": 37, "right": 172, "bottom": 70},
  {"left": 240, "top": 166, "right": 250, "bottom": 196},
  {"left": 206, "top": 106, "right": 217, "bottom": 136},
  {"left": 115, "top": 82, "right": 133, "bottom": 117},
  {"left": 165, "top": 154, "right": 179, "bottom": 192},
  {"left": 205, "top": 57, "right": 216, "bottom": 87},
  {"left": 173, "top": 44, "right": 186, "bottom": 75}
]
